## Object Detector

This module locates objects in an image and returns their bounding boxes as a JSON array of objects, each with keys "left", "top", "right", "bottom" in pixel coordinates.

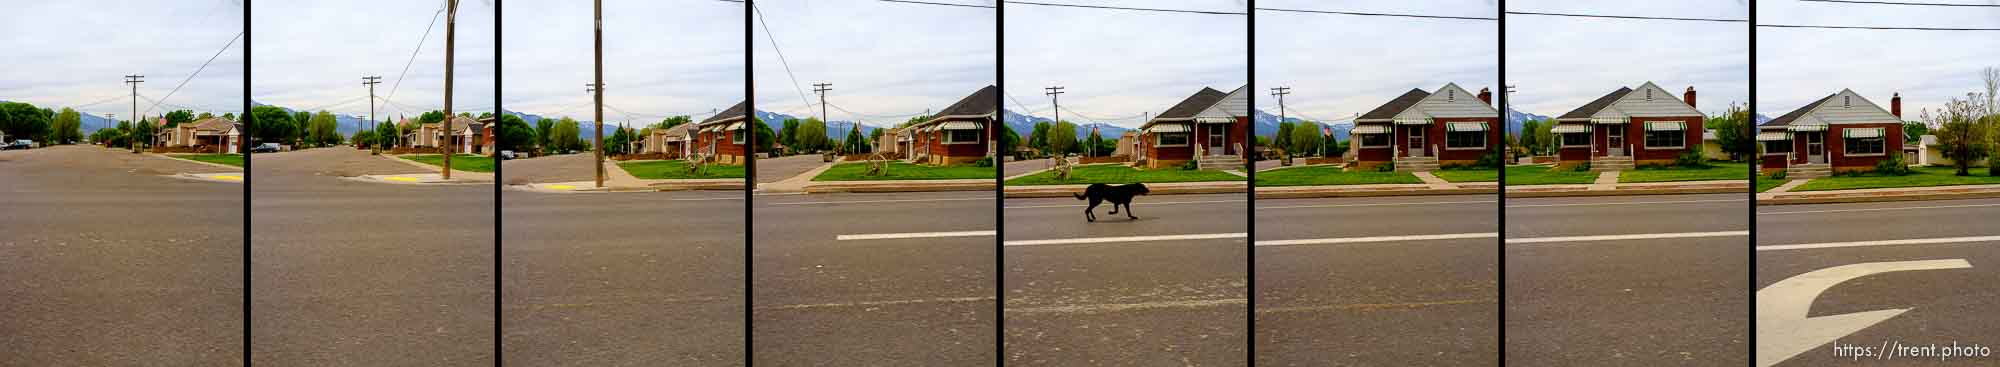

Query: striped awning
[
  {"left": 1550, "top": 124, "right": 1591, "bottom": 134},
  {"left": 1756, "top": 131, "right": 1790, "bottom": 141},
  {"left": 1592, "top": 116, "right": 1629, "bottom": 125},
  {"left": 1844, "top": 127, "right": 1884, "bottom": 138},
  {"left": 940, "top": 121, "right": 983, "bottom": 130},
  {"left": 1146, "top": 123, "right": 1190, "bottom": 133},
  {"left": 1195, "top": 116, "right": 1236, "bottom": 124},
  {"left": 1646, "top": 121, "right": 1685, "bottom": 131},
  {"left": 1393, "top": 116, "right": 1432, "bottom": 125},
  {"left": 1445, "top": 122, "right": 1488, "bottom": 132},
  {"left": 1350, "top": 124, "right": 1390, "bottom": 134},
  {"left": 1788, "top": 123, "right": 1827, "bottom": 132},
  {"left": 726, "top": 122, "right": 744, "bottom": 130}
]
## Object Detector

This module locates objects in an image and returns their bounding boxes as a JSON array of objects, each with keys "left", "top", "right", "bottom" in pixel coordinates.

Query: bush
[
  {"left": 974, "top": 156, "right": 994, "bottom": 167},
  {"left": 1573, "top": 162, "right": 1593, "bottom": 172},
  {"left": 1675, "top": 150, "right": 1711, "bottom": 168},
  {"left": 1375, "top": 163, "right": 1395, "bottom": 172},
  {"left": 1472, "top": 149, "right": 1502, "bottom": 169},
  {"left": 1770, "top": 170, "right": 1787, "bottom": 180},
  {"left": 1873, "top": 153, "right": 1911, "bottom": 176},
  {"left": 1181, "top": 160, "right": 1199, "bottom": 171}
]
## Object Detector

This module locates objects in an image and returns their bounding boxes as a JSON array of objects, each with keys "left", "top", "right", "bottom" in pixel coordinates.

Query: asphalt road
[
  {"left": 1254, "top": 194, "right": 1498, "bottom": 366},
  {"left": 0, "top": 145, "right": 243, "bottom": 365},
  {"left": 755, "top": 154, "right": 825, "bottom": 183},
  {"left": 1505, "top": 193, "right": 1749, "bottom": 366},
  {"left": 1758, "top": 198, "right": 2000, "bottom": 366},
  {"left": 250, "top": 147, "right": 496, "bottom": 366},
  {"left": 502, "top": 189, "right": 745, "bottom": 366},
  {"left": 752, "top": 191, "right": 997, "bottom": 365},
  {"left": 1004, "top": 193, "right": 1248, "bottom": 366}
]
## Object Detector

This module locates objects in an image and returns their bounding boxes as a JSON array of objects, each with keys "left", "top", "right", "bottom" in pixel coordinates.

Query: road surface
[
  {"left": 0, "top": 145, "right": 243, "bottom": 365},
  {"left": 498, "top": 153, "right": 597, "bottom": 184},
  {"left": 1004, "top": 193, "right": 1248, "bottom": 366},
  {"left": 755, "top": 154, "right": 824, "bottom": 183},
  {"left": 250, "top": 147, "right": 495, "bottom": 366},
  {"left": 1505, "top": 193, "right": 1749, "bottom": 366},
  {"left": 1254, "top": 194, "right": 1497, "bottom": 366},
  {"left": 752, "top": 191, "right": 997, "bottom": 365}
]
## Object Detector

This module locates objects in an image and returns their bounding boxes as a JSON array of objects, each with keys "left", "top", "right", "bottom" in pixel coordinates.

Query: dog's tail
[{"left": 1073, "top": 192, "right": 1086, "bottom": 200}]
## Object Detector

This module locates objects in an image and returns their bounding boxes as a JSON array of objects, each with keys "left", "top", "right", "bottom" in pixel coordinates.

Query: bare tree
[{"left": 1984, "top": 67, "right": 2000, "bottom": 116}]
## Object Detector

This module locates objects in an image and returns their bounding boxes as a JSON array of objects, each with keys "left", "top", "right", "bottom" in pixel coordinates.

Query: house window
[
  {"left": 944, "top": 129, "right": 981, "bottom": 144},
  {"left": 1644, "top": 130, "right": 1684, "bottom": 148},
  {"left": 1156, "top": 132, "right": 1189, "bottom": 147},
  {"left": 1845, "top": 136, "right": 1884, "bottom": 155},
  {"left": 731, "top": 130, "right": 745, "bottom": 144},
  {"left": 1357, "top": 133, "right": 1390, "bottom": 148},
  {"left": 1561, "top": 133, "right": 1590, "bottom": 147},
  {"left": 1445, "top": 131, "right": 1485, "bottom": 149},
  {"left": 1763, "top": 140, "right": 1791, "bottom": 154}
]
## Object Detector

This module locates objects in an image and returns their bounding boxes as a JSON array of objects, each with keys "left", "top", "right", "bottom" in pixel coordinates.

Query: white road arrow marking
[{"left": 1756, "top": 259, "right": 1972, "bottom": 367}]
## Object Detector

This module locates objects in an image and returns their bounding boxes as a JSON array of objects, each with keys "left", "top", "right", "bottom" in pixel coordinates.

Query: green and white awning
[
  {"left": 940, "top": 121, "right": 983, "bottom": 130},
  {"left": 1645, "top": 121, "right": 1685, "bottom": 131},
  {"left": 1591, "top": 116, "right": 1630, "bottom": 125},
  {"left": 1145, "top": 123, "right": 1189, "bottom": 133},
  {"left": 1350, "top": 124, "right": 1390, "bottom": 134},
  {"left": 1195, "top": 116, "right": 1236, "bottom": 124},
  {"left": 1394, "top": 116, "right": 1432, "bottom": 125},
  {"left": 1787, "top": 123, "right": 1827, "bottom": 132},
  {"left": 1844, "top": 127, "right": 1884, "bottom": 138},
  {"left": 1445, "top": 122, "right": 1488, "bottom": 132},
  {"left": 1550, "top": 124, "right": 1591, "bottom": 134},
  {"left": 1755, "top": 131, "right": 1790, "bottom": 141}
]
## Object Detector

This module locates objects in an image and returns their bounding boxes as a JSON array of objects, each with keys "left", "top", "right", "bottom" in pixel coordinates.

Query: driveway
[
  {"left": 498, "top": 153, "right": 598, "bottom": 184},
  {"left": 755, "top": 154, "right": 825, "bottom": 183}
]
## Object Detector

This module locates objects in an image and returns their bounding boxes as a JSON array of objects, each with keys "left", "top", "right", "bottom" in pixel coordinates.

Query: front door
[
  {"left": 1207, "top": 124, "right": 1228, "bottom": 154},
  {"left": 1406, "top": 126, "right": 1426, "bottom": 157},
  {"left": 1606, "top": 127, "right": 1625, "bottom": 156},
  {"left": 1806, "top": 132, "right": 1825, "bottom": 163}
]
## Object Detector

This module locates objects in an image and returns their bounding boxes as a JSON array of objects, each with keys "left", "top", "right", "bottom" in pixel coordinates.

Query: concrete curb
[
  {"left": 148, "top": 153, "right": 245, "bottom": 171},
  {"left": 345, "top": 173, "right": 492, "bottom": 185},
  {"left": 1255, "top": 187, "right": 1494, "bottom": 198},
  {"left": 1005, "top": 183, "right": 1248, "bottom": 198},
  {"left": 1759, "top": 188, "right": 2000, "bottom": 205},
  {"left": 805, "top": 181, "right": 995, "bottom": 193},
  {"left": 1507, "top": 186, "right": 1746, "bottom": 198},
  {"left": 167, "top": 172, "right": 245, "bottom": 184},
  {"left": 382, "top": 154, "right": 491, "bottom": 178}
]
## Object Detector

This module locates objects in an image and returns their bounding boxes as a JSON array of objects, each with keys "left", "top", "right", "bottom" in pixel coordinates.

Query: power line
[
  {"left": 1008, "top": 1, "right": 1245, "bottom": 15},
  {"left": 751, "top": 3, "right": 817, "bottom": 113},
  {"left": 383, "top": 0, "right": 450, "bottom": 106},
  {"left": 1256, "top": 7, "right": 1496, "bottom": 21},
  {"left": 1505, "top": 11, "right": 1746, "bottom": 23},
  {"left": 1800, "top": 0, "right": 2000, "bottom": 7},
  {"left": 140, "top": 31, "right": 242, "bottom": 116},
  {"left": 880, "top": 0, "right": 994, "bottom": 9},
  {"left": 1759, "top": 23, "right": 2000, "bottom": 31}
]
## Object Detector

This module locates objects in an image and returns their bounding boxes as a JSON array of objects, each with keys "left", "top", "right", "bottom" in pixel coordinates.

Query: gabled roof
[
  {"left": 1762, "top": 94, "right": 1835, "bottom": 127},
  {"left": 1357, "top": 89, "right": 1432, "bottom": 122},
  {"left": 189, "top": 117, "right": 236, "bottom": 132},
  {"left": 1557, "top": 87, "right": 1633, "bottom": 120},
  {"left": 1150, "top": 87, "right": 1228, "bottom": 123},
  {"left": 655, "top": 122, "right": 698, "bottom": 137},
  {"left": 927, "top": 85, "right": 998, "bottom": 121},
  {"left": 700, "top": 101, "right": 748, "bottom": 125}
]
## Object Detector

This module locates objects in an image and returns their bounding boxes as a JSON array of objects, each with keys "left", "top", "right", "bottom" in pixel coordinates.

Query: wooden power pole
[
  {"left": 593, "top": 0, "right": 605, "bottom": 187},
  {"left": 442, "top": 0, "right": 458, "bottom": 179}
]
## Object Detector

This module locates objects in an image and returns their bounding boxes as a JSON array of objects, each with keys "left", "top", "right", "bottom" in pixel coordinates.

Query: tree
[
  {"left": 604, "top": 125, "right": 634, "bottom": 155},
  {"left": 306, "top": 110, "right": 342, "bottom": 147},
  {"left": 655, "top": 115, "right": 693, "bottom": 130},
  {"left": 51, "top": 108, "right": 83, "bottom": 144},
  {"left": 1047, "top": 121, "right": 1079, "bottom": 155},
  {"left": 247, "top": 105, "right": 297, "bottom": 145},
  {"left": 1924, "top": 95, "right": 1990, "bottom": 176},
  {"left": 752, "top": 119, "right": 777, "bottom": 153},
  {"left": 1028, "top": 122, "right": 1051, "bottom": 153},
  {"left": 1904, "top": 120, "right": 1929, "bottom": 143},
  {"left": 418, "top": 110, "right": 446, "bottom": 125},
  {"left": 0, "top": 101, "right": 52, "bottom": 143},
  {"left": 375, "top": 118, "right": 401, "bottom": 148},
  {"left": 1709, "top": 103, "right": 1754, "bottom": 161},
  {"left": 352, "top": 130, "right": 375, "bottom": 148},
  {"left": 534, "top": 118, "right": 554, "bottom": 152},
  {"left": 164, "top": 110, "right": 195, "bottom": 128},
  {"left": 1517, "top": 119, "right": 1543, "bottom": 155},
  {"left": 129, "top": 116, "right": 156, "bottom": 149},
  {"left": 999, "top": 124, "right": 1021, "bottom": 158},
  {"left": 778, "top": 118, "right": 800, "bottom": 151},
  {"left": 842, "top": 126, "right": 866, "bottom": 154},
  {"left": 549, "top": 117, "right": 583, "bottom": 154},
  {"left": 1274, "top": 122, "right": 1295, "bottom": 154},
  {"left": 1289, "top": 121, "right": 1326, "bottom": 157},
  {"left": 869, "top": 126, "right": 885, "bottom": 144},
  {"left": 795, "top": 117, "right": 829, "bottom": 153},
  {"left": 495, "top": 114, "right": 535, "bottom": 152},
  {"left": 1084, "top": 129, "right": 1105, "bottom": 157},
  {"left": 197, "top": 112, "right": 215, "bottom": 120}
]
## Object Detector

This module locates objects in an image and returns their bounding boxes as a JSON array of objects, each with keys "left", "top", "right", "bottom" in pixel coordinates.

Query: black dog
[{"left": 1074, "top": 183, "right": 1149, "bottom": 222}]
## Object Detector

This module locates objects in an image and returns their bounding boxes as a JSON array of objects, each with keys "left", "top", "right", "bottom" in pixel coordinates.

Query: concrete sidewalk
[
  {"left": 1507, "top": 179, "right": 1746, "bottom": 197},
  {"left": 146, "top": 153, "right": 243, "bottom": 171},
  {"left": 379, "top": 154, "right": 494, "bottom": 182},
  {"left": 1758, "top": 181, "right": 2000, "bottom": 205},
  {"left": 1005, "top": 181, "right": 1247, "bottom": 198}
]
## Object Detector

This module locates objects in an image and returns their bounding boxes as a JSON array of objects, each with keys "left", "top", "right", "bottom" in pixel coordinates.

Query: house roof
[
  {"left": 1762, "top": 94, "right": 1835, "bottom": 127},
  {"left": 1152, "top": 87, "right": 1229, "bottom": 122},
  {"left": 1356, "top": 88, "right": 1432, "bottom": 121},
  {"left": 927, "top": 85, "right": 999, "bottom": 122},
  {"left": 189, "top": 117, "right": 236, "bottom": 132},
  {"left": 700, "top": 101, "right": 749, "bottom": 125},
  {"left": 656, "top": 122, "right": 698, "bottom": 137},
  {"left": 1557, "top": 87, "right": 1634, "bottom": 120}
]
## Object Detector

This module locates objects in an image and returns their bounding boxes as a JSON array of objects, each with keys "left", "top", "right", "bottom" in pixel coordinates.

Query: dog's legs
[
  {"left": 1084, "top": 199, "right": 1099, "bottom": 222},
  {"left": 1107, "top": 201, "right": 1119, "bottom": 214},
  {"left": 1124, "top": 203, "right": 1137, "bottom": 219}
]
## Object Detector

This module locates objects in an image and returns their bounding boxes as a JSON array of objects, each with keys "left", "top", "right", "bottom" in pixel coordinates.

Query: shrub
[
  {"left": 1675, "top": 150, "right": 1710, "bottom": 168},
  {"left": 1573, "top": 162, "right": 1592, "bottom": 172},
  {"left": 974, "top": 156, "right": 994, "bottom": 167},
  {"left": 1472, "top": 149, "right": 1503, "bottom": 169},
  {"left": 1375, "top": 163, "right": 1395, "bottom": 172},
  {"left": 1181, "top": 160, "right": 1199, "bottom": 171},
  {"left": 1770, "top": 170, "right": 1787, "bottom": 180},
  {"left": 1873, "top": 153, "right": 1911, "bottom": 176}
]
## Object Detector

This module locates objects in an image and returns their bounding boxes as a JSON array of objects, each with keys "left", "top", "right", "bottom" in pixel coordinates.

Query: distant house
[
  {"left": 1137, "top": 85, "right": 1249, "bottom": 170},
  {"left": 153, "top": 117, "right": 240, "bottom": 153},
  {"left": 1350, "top": 83, "right": 1499, "bottom": 171},
  {"left": 692, "top": 101, "right": 750, "bottom": 165},
  {"left": 1552, "top": 82, "right": 1705, "bottom": 169},
  {"left": 1758, "top": 90, "right": 1903, "bottom": 174},
  {"left": 901, "top": 85, "right": 998, "bottom": 165},
  {"left": 403, "top": 120, "right": 444, "bottom": 148},
  {"left": 644, "top": 122, "right": 698, "bottom": 158},
  {"left": 448, "top": 116, "right": 493, "bottom": 154}
]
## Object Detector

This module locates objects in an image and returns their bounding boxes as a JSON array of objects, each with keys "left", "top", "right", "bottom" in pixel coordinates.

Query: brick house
[
  {"left": 448, "top": 116, "right": 493, "bottom": 154},
  {"left": 644, "top": 122, "right": 698, "bottom": 158},
  {"left": 1137, "top": 85, "right": 1249, "bottom": 170},
  {"left": 1758, "top": 90, "right": 1903, "bottom": 175},
  {"left": 692, "top": 101, "right": 750, "bottom": 165},
  {"left": 1551, "top": 82, "right": 1706, "bottom": 168},
  {"left": 155, "top": 117, "right": 241, "bottom": 153},
  {"left": 1350, "top": 83, "right": 1500, "bottom": 171},
  {"left": 902, "top": 85, "right": 998, "bottom": 166}
]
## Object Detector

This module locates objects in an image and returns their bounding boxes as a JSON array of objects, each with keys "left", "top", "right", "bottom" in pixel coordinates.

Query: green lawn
[
  {"left": 812, "top": 161, "right": 995, "bottom": 181},
  {"left": 1757, "top": 179, "right": 1790, "bottom": 192},
  {"left": 400, "top": 154, "right": 495, "bottom": 173},
  {"left": 1254, "top": 165, "right": 1421, "bottom": 186},
  {"left": 1504, "top": 165, "right": 1600, "bottom": 185},
  {"left": 1792, "top": 166, "right": 2000, "bottom": 191},
  {"left": 172, "top": 154, "right": 243, "bottom": 167},
  {"left": 1619, "top": 162, "right": 1751, "bottom": 183},
  {"left": 618, "top": 160, "right": 746, "bottom": 179},
  {"left": 1006, "top": 164, "right": 1244, "bottom": 186},
  {"left": 1432, "top": 167, "right": 1498, "bottom": 183}
]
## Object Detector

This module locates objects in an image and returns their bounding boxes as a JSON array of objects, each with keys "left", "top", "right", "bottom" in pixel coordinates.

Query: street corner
[
  {"left": 348, "top": 173, "right": 492, "bottom": 185},
  {"left": 172, "top": 172, "right": 245, "bottom": 184}
]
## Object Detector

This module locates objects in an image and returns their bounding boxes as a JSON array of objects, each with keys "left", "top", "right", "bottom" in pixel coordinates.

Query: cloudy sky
[
  {"left": 0, "top": 0, "right": 244, "bottom": 121},
  {"left": 1758, "top": 0, "right": 2000, "bottom": 121},
  {"left": 1256, "top": 0, "right": 1497, "bottom": 126},
  {"left": 1005, "top": 0, "right": 1248, "bottom": 128},
  {"left": 505, "top": 0, "right": 742, "bottom": 125},
  {"left": 253, "top": 0, "right": 495, "bottom": 122},
  {"left": 1505, "top": 0, "right": 1748, "bottom": 118},
  {"left": 752, "top": 0, "right": 994, "bottom": 127}
]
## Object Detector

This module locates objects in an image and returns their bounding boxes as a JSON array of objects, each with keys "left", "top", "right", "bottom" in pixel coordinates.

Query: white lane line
[
  {"left": 1261, "top": 200, "right": 1494, "bottom": 210},
  {"left": 1759, "top": 235, "right": 2000, "bottom": 251},
  {"left": 1005, "top": 199, "right": 1245, "bottom": 209},
  {"left": 836, "top": 230, "right": 996, "bottom": 241},
  {"left": 1256, "top": 232, "right": 1497, "bottom": 246},
  {"left": 1006, "top": 298, "right": 1246, "bottom": 314},
  {"left": 1507, "top": 198, "right": 1744, "bottom": 208},
  {"left": 1760, "top": 202, "right": 2000, "bottom": 216},
  {"left": 671, "top": 197, "right": 744, "bottom": 201},
  {"left": 1506, "top": 230, "right": 1748, "bottom": 244},
  {"left": 1005, "top": 233, "right": 1247, "bottom": 246},
  {"left": 769, "top": 197, "right": 994, "bottom": 206}
]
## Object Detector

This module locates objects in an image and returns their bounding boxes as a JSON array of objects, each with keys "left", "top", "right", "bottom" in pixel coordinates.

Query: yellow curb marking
[
  {"left": 383, "top": 176, "right": 420, "bottom": 182},
  {"left": 546, "top": 184, "right": 576, "bottom": 190},
  {"left": 210, "top": 175, "right": 243, "bottom": 181}
]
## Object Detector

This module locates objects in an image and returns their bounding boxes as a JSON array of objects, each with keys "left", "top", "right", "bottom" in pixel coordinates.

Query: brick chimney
[
  {"left": 1683, "top": 86, "right": 1697, "bottom": 109},
  {"left": 1891, "top": 92, "right": 1902, "bottom": 118},
  {"left": 1477, "top": 87, "right": 1493, "bottom": 106}
]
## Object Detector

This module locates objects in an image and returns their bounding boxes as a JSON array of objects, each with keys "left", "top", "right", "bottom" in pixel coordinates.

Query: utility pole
[
  {"left": 1044, "top": 86, "right": 1063, "bottom": 155},
  {"left": 590, "top": 0, "right": 605, "bottom": 187},
  {"left": 363, "top": 76, "right": 381, "bottom": 153},
  {"left": 1271, "top": 86, "right": 1290, "bottom": 155},
  {"left": 812, "top": 82, "right": 832, "bottom": 153},
  {"left": 1505, "top": 85, "right": 1518, "bottom": 155},
  {"left": 106, "top": 113, "right": 115, "bottom": 146},
  {"left": 441, "top": 0, "right": 459, "bottom": 179},
  {"left": 125, "top": 75, "right": 144, "bottom": 153}
]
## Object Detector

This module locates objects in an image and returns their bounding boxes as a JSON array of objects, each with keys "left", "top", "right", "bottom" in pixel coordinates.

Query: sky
[
  {"left": 1757, "top": 0, "right": 2000, "bottom": 121},
  {"left": 252, "top": 0, "right": 496, "bottom": 122},
  {"left": 0, "top": 0, "right": 245, "bottom": 121},
  {"left": 1255, "top": 0, "right": 1498, "bottom": 126},
  {"left": 752, "top": 0, "right": 995, "bottom": 127},
  {"left": 1004, "top": 0, "right": 1248, "bottom": 129},
  {"left": 1505, "top": 0, "right": 1748, "bottom": 118},
  {"left": 504, "top": 0, "right": 743, "bottom": 125}
]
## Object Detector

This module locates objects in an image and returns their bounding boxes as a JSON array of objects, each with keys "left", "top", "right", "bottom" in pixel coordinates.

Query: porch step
[
  {"left": 1786, "top": 163, "right": 1831, "bottom": 179},
  {"left": 1394, "top": 156, "right": 1439, "bottom": 172},
  {"left": 1590, "top": 156, "right": 1634, "bottom": 172},
  {"left": 1198, "top": 155, "right": 1243, "bottom": 170}
]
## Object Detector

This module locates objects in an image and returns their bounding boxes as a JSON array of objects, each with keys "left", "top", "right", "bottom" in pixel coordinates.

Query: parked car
[
  {"left": 3, "top": 140, "right": 32, "bottom": 150},
  {"left": 499, "top": 150, "right": 517, "bottom": 160},
  {"left": 250, "top": 143, "right": 280, "bottom": 153}
]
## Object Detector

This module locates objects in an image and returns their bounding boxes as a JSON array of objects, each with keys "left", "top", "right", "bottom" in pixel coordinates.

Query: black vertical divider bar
[
  {"left": 1243, "top": 1, "right": 1256, "bottom": 365},
  {"left": 1746, "top": 2, "right": 1758, "bottom": 365},
  {"left": 241, "top": 0, "right": 253, "bottom": 365},
  {"left": 492, "top": 1, "right": 504, "bottom": 365},
  {"left": 1494, "top": 1, "right": 1507, "bottom": 366},
  {"left": 993, "top": 1, "right": 1006, "bottom": 365},
  {"left": 743, "top": 1, "right": 756, "bottom": 366}
]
